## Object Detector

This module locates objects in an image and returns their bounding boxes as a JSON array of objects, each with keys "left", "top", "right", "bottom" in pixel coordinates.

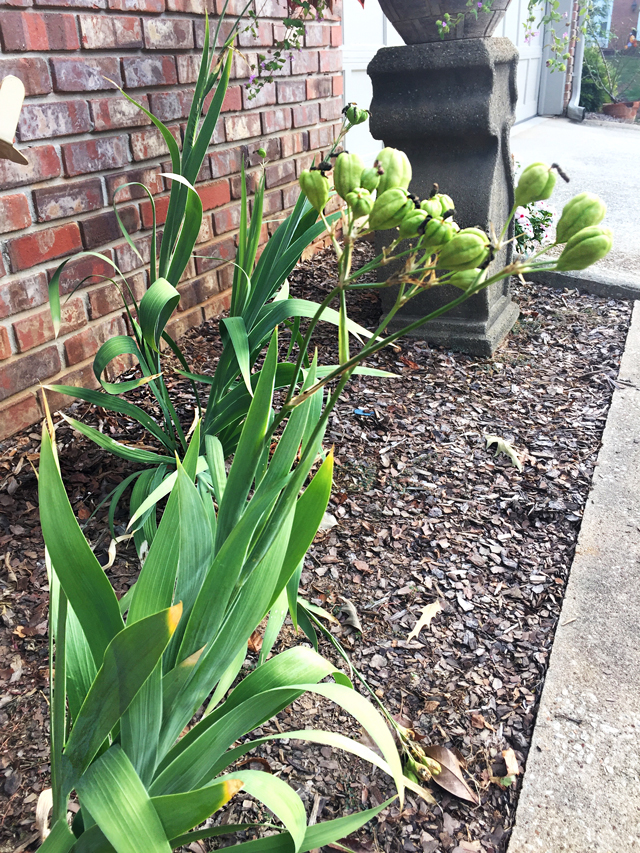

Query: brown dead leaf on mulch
[{"left": 0, "top": 243, "right": 632, "bottom": 853}]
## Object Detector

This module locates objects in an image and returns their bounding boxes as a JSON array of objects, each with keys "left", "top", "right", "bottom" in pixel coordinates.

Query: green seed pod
[
  {"left": 345, "top": 187, "right": 374, "bottom": 218},
  {"left": 375, "top": 147, "right": 412, "bottom": 195},
  {"left": 555, "top": 225, "right": 613, "bottom": 271},
  {"left": 515, "top": 162, "right": 557, "bottom": 207},
  {"left": 333, "top": 152, "right": 365, "bottom": 200},
  {"left": 299, "top": 169, "right": 330, "bottom": 213},
  {"left": 344, "top": 103, "right": 369, "bottom": 125},
  {"left": 420, "top": 218, "right": 455, "bottom": 249},
  {"left": 257, "top": 147, "right": 267, "bottom": 158},
  {"left": 420, "top": 198, "right": 442, "bottom": 217},
  {"left": 435, "top": 193, "right": 454, "bottom": 215},
  {"left": 437, "top": 227, "right": 490, "bottom": 271},
  {"left": 399, "top": 209, "right": 429, "bottom": 239},
  {"left": 368, "top": 187, "right": 413, "bottom": 231},
  {"left": 448, "top": 268, "right": 486, "bottom": 290},
  {"left": 556, "top": 192, "right": 606, "bottom": 244},
  {"left": 361, "top": 166, "right": 381, "bottom": 193}
]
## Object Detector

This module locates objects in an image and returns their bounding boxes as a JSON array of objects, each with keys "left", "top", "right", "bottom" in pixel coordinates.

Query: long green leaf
[
  {"left": 61, "top": 604, "right": 181, "bottom": 796},
  {"left": 220, "top": 316, "right": 253, "bottom": 396},
  {"left": 59, "top": 415, "right": 174, "bottom": 466},
  {"left": 40, "top": 426, "right": 124, "bottom": 667},
  {"left": 164, "top": 175, "right": 203, "bottom": 286},
  {"left": 76, "top": 745, "right": 171, "bottom": 853},
  {"left": 151, "top": 778, "right": 242, "bottom": 839},
  {"left": 128, "top": 456, "right": 208, "bottom": 530},
  {"left": 92, "top": 336, "right": 155, "bottom": 395},
  {"left": 138, "top": 278, "right": 181, "bottom": 353}
]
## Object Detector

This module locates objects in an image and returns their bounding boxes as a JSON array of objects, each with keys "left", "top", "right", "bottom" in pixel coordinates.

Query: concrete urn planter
[{"left": 377, "top": 0, "right": 513, "bottom": 44}]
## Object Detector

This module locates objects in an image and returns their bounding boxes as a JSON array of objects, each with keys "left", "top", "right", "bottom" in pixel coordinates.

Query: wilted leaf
[
  {"left": 407, "top": 601, "right": 442, "bottom": 641},
  {"left": 423, "top": 745, "right": 479, "bottom": 805},
  {"left": 503, "top": 747, "right": 520, "bottom": 777},
  {"left": 319, "top": 512, "right": 338, "bottom": 531},
  {"left": 339, "top": 597, "right": 363, "bottom": 633},
  {"left": 470, "top": 713, "right": 485, "bottom": 729},
  {"left": 247, "top": 629, "right": 263, "bottom": 653},
  {"left": 484, "top": 434, "right": 524, "bottom": 472}
]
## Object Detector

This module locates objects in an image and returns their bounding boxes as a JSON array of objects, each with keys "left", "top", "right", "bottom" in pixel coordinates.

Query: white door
[
  {"left": 495, "top": 0, "right": 544, "bottom": 122},
  {"left": 342, "top": 0, "right": 403, "bottom": 164}
]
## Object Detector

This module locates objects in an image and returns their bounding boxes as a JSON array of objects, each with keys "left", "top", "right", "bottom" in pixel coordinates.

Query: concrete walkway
[
  {"left": 506, "top": 116, "right": 640, "bottom": 851},
  {"left": 511, "top": 116, "right": 640, "bottom": 298}
]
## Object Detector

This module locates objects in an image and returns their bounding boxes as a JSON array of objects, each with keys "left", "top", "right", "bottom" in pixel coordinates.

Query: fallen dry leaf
[
  {"left": 339, "top": 596, "right": 363, "bottom": 633},
  {"left": 247, "top": 629, "right": 263, "bottom": 654},
  {"left": 503, "top": 747, "right": 520, "bottom": 777},
  {"left": 407, "top": 601, "right": 442, "bottom": 641},
  {"left": 484, "top": 434, "right": 524, "bottom": 472},
  {"left": 423, "top": 745, "right": 479, "bottom": 805}
]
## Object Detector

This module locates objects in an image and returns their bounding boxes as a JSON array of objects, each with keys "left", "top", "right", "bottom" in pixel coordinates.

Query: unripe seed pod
[
  {"left": 435, "top": 193, "right": 454, "bottom": 215},
  {"left": 361, "top": 166, "right": 381, "bottom": 193},
  {"left": 333, "top": 152, "right": 365, "bottom": 200},
  {"left": 399, "top": 209, "right": 429, "bottom": 239},
  {"left": 515, "top": 162, "right": 557, "bottom": 207},
  {"left": 437, "top": 227, "right": 490, "bottom": 270},
  {"left": 375, "top": 147, "right": 412, "bottom": 195},
  {"left": 556, "top": 192, "right": 606, "bottom": 244},
  {"left": 555, "top": 225, "right": 613, "bottom": 271},
  {"left": 420, "top": 198, "right": 442, "bottom": 217},
  {"left": 448, "top": 268, "right": 486, "bottom": 290},
  {"left": 420, "top": 218, "right": 455, "bottom": 249},
  {"left": 344, "top": 103, "right": 369, "bottom": 125},
  {"left": 299, "top": 169, "right": 330, "bottom": 213},
  {"left": 368, "top": 187, "right": 414, "bottom": 231},
  {"left": 345, "top": 187, "right": 374, "bottom": 218}
]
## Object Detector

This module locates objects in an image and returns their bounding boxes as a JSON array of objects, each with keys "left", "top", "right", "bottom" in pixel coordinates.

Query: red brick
[
  {"left": 177, "top": 257, "right": 196, "bottom": 285},
  {"left": 229, "top": 170, "right": 259, "bottom": 199},
  {"left": 254, "top": 0, "right": 286, "bottom": 15},
  {"left": 332, "top": 74, "right": 343, "bottom": 97},
  {"left": 51, "top": 250, "right": 115, "bottom": 295},
  {"left": 122, "top": 55, "right": 176, "bottom": 88},
  {"left": 220, "top": 85, "right": 242, "bottom": 113},
  {"left": 139, "top": 194, "right": 169, "bottom": 228},
  {"left": 165, "top": 306, "right": 202, "bottom": 343},
  {"left": 191, "top": 271, "right": 220, "bottom": 302},
  {"left": 0, "top": 57, "right": 50, "bottom": 94},
  {"left": 213, "top": 204, "right": 240, "bottom": 235},
  {"left": 215, "top": 264, "right": 234, "bottom": 294},
  {"left": 259, "top": 189, "right": 282, "bottom": 216},
  {"left": 148, "top": 90, "right": 190, "bottom": 122},
  {"left": 176, "top": 280, "right": 197, "bottom": 311},
  {"left": 0, "top": 393, "right": 41, "bottom": 440},
  {"left": 51, "top": 57, "right": 121, "bottom": 92},
  {"left": 214, "top": 0, "right": 248, "bottom": 13},
  {"left": 306, "top": 77, "right": 332, "bottom": 100},
  {"left": 143, "top": 17, "right": 192, "bottom": 49},
  {"left": 115, "top": 233, "right": 155, "bottom": 273},
  {"left": 130, "top": 125, "right": 180, "bottom": 161},
  {"left": 319, "top": 49, "right": 342, "bottom": 73},
  {"left": 108, "top": 0, "right": 163, "bottom": 11},
  {"left": 330, "top": 24, "right": 341, "bottom": 47},
  {"left": 195, "top": 213, "right": 212, "bottom": 245},
  {"left": 238, "top": 20, "right": 272, "bottom": 48},
  {"left": 320, "top": 99, "right": 343, "bottom": 121},
  {"left": 209, "top": 147, "right": 243, "bottom": 178},
  {"left": 0, "top": 271, "right": 48, "bottom": 319},
  {"left": 230, "top": 49, "right": 254, "bottom": 80},
  {"left": 261, "top": 108, "right": 292, "bottom": 135},
  {"left": 90, "top": 94, "right": 150, "bottom": 131},
  {"left": 34, "top": 178, "right": 103, "bottom": 222},
  {"left": 0, "top": 0, "right": 33, "bottom": 8},
  {"left": 202, "top": 286, "right": 231, "bottom": 320},
  {"left": 64, "top": 315, "right": 126, "bottom": 365},
  {"left": 17, "top": 100, "right": 91, "bottom": 142},
  {"left": 176, "top": 54, "right": 200, "bottom": 84},
  {"left": 36, "top": 0, "right": 106, "bottom": 7},
  {"left": 8, "top": 222, "right": 82, "bottom": 272},
  {"left": 282, "top": 183, "right": 300, "bottom": 209},
  {"left": 308, "top": 124, "right": 335, "bottom": 150},
  {"left": 194, "top": 234, "right": 234, "bottom": 272},
  {"left": 0, "top": 144, "right": 60, "bottom": 190},
  {"left": 43, "top": 362, "right": 99, "bottom": 412},
  {"left": 79, "top": 13, "right": 142, "bottom": 48},
  {"left": 244, "top": 138, "right": 280, "bottom": 165},
  {"left": 81, "top": 205, "right": 140, "bottom": 249},
  {"left": 106, "top": 167, "right": 163, "bottom": 202},
  {"left": 281, "top": 131, "right": 308, "bottom": 158},
  {"left": 197, "top": 179, "right": 231, "bottom": 211},
  {"left": 224, "top": 113, "right": 261, "bottom": 142},
  {"left": 167, "top": 0, "right": 204, "bottom": 11},
  {"left": 13, "top": 296, "right": 86, "bottom": 352},
  {"left": 88, "top": 270, "right": 146, "bottom": 318},
  {"left": 241, "top": 81, "right": 275, "bottom": 110},
  {"left": 265, "top": 160, "right": 295, "bottom": 189},
  {"left": 0, "top": 193, "right": 31, "bottom": 233},
  {"left": 291, "top": 50, "right": 318, "bottom": 75},
  {"left": 0, "top": 326, "right": 11, "bottom": 360},
  {"left": 292, "top": 103, "right": 320, "bottom": 128},
  {"left": 0, "top": 10, "right": 79, "bottom": 50},
  {"left": 0, "top": 344, "right": 60, "bottom": 401},
  {"left": 295, "top": 152, "right": 316, "bottom": 176},
  {"left": 304, "top": 23, "right": 330, "bottom": 46},
  {"left": 277, "top": 80, "right": 305, "bottom": 104},
  {"left": 62, "top": 136, "right": 129, "bottom": 177}
]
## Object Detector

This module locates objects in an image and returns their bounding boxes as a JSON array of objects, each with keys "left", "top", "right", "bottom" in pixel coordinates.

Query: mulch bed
[{"left": 0, "top": 243, "right": 632, "bottom": 853}]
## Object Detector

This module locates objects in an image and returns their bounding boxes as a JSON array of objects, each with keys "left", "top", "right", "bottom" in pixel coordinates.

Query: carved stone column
[{"left": 368, "top": 37, "right": 520, "bottom": 356}]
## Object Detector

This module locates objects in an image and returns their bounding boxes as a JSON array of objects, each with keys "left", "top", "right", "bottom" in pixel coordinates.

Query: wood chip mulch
[{"left": 0, "top": 243, "right": 632, "bottom": 853}]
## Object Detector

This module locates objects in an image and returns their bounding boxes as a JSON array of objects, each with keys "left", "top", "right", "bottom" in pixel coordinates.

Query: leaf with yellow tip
[{"left": 151, "top": 778, "right": 245, "bottom": 839}]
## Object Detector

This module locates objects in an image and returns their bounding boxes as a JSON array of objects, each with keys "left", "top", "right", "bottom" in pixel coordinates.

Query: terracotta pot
[
  {"left": 601, "top": 101, "right": 640, "bottom": 120},
  {"left": 377, "top": 0, "right": 513, "bottom": 45}
]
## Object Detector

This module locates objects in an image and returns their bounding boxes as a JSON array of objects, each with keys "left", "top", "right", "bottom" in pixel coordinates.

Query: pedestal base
[{"left": 368, "top": 38, "right": 520, "bottom": 356}]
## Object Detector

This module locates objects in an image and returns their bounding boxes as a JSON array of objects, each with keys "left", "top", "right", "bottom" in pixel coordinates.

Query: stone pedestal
[{"left": 368, "top": 37, "right": 520, "bottom": 357}]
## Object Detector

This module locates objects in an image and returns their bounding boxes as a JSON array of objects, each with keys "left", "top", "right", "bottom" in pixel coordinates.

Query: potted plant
[{"left": 582, "top": 27, "right": 640, "bottom": 119}]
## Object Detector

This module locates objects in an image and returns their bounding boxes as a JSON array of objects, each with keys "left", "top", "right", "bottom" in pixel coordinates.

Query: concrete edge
[{"left": 525, "top": 267, "right": 640, "bottom": 301}]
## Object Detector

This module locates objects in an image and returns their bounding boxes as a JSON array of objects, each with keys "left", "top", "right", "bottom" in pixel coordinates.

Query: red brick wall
[
  {"left": 0, "top": 0, "right": 344, "bottom": 440},
  {"left": 609, "top": 0, "right": 637, "bottom": 49}
]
